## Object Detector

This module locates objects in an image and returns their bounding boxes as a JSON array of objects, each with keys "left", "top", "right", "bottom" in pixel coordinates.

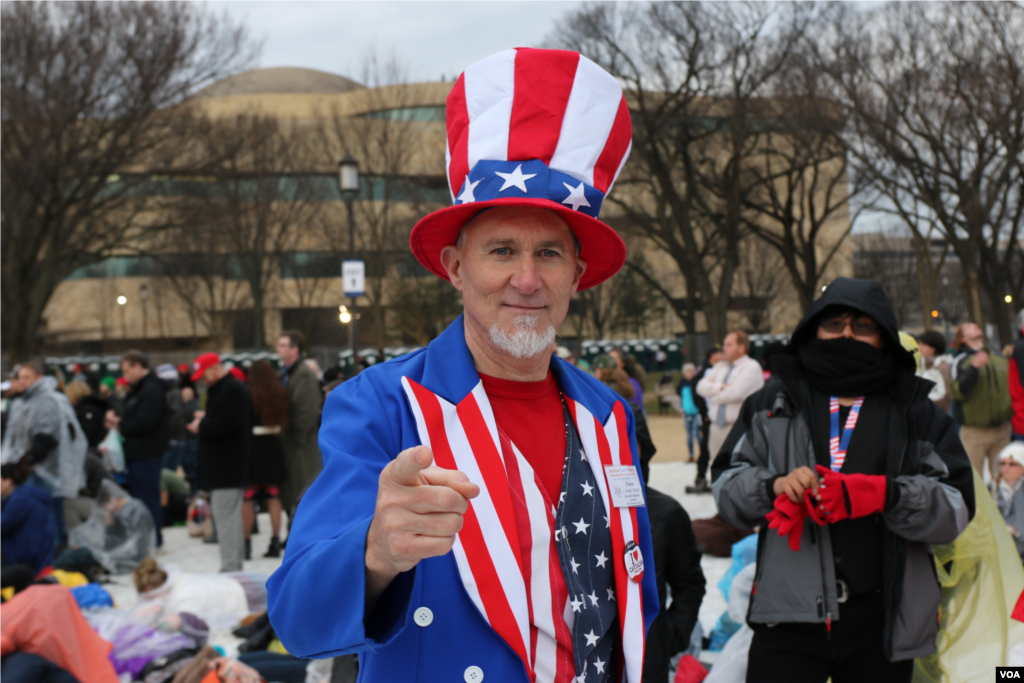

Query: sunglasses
[{"left": 819, "top": 318, "right": 880, "bottom": 337}]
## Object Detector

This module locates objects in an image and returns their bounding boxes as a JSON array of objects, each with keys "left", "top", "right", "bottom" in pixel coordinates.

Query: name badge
[{"left": 604, "top": 465, "right": 646, "bottom": 508}]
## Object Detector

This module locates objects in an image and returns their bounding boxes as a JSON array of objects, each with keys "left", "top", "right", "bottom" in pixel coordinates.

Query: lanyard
[{"left": 829, "top": 396, "right": 865, "bottom": 472}]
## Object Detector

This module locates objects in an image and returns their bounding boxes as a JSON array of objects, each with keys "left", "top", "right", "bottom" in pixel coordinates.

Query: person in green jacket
[{"left": 951, "top": 322, "right": 1013, "bottom": 478}]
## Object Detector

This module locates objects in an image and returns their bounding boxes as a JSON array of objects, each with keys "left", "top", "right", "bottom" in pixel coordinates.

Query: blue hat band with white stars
[{"left": 454, "top": 159, "right": 605, "bottom": 219}]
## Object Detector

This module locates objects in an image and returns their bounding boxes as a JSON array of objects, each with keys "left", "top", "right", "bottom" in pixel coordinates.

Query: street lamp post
[
  {"left": 117, "top": 295, "right": 127, "bottom": 342},
  {"left": 139, "top": 283, "right": 149, "bottom": 351},
  {"left": 338, "top": 153, "right": 360, "bottom": 372}
]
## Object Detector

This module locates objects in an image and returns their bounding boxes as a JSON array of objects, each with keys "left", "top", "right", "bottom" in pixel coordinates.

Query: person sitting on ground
[
  {"left": 714, "top": 277, "right": 975, "bottom": 682},
  {"left": 243, "top": 360, "right": 288, "bottom": 560},
  {"left": 996, "top": 442, "right": 1024, "bottom": 565},
  {"left": 1, "top": 462, "right": 55, "bottom": 576}
]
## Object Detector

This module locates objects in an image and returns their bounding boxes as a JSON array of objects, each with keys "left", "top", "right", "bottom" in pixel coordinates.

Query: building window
[{"left": 361, "top": 106, "right": 446, "bottom": 122}]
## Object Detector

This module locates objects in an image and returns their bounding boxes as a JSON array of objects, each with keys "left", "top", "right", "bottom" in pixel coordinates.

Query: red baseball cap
[
  {"left": 177, "top": 363, "right": 189, "bottom": 375},
  {"left": 191, "top": 352, "right": 221, "bottom": 382}
]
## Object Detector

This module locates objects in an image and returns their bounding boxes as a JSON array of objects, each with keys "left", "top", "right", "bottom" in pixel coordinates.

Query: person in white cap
[
  {"left": 268, "top": 48, "right": 659, "bottom": 683},
  {"left": 997, "top": 441, "right": 1024, "bottom": 563}
]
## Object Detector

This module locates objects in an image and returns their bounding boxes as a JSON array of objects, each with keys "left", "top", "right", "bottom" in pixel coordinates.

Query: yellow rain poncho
[{"left": 914, "top": 470, "right": 1024, "bottom": 682}]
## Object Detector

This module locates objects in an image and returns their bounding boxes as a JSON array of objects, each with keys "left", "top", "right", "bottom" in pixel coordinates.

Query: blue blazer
[{"left": 268, "top": 316, "right": 659, "bottom": 681}]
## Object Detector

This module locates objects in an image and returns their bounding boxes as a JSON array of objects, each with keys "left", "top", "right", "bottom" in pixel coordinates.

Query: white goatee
[{"left": 488, "top": 314, "right": 556, "bottom": 359}]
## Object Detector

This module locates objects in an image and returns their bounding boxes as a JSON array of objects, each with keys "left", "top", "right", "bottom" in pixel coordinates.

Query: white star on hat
[
  {"left": 562, "top": 181, "right": 591, "bottom": 211},
  {"left": 573, "top": 517, "right": 590, "bottom": 535},
  {"left": 495, "top": 164, "right": 536, "bottom": 192},
  {"left": 457, "top": 176, "right": 481, "bottom": 203}
]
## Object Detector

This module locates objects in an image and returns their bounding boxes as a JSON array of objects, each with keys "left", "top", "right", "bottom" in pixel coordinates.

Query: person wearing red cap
[
  {"left": 186, "top": 353, "right": 250, "bottom": 572},
  {"left": 269, "top": 49, "right": 659, "bottom": 683}
]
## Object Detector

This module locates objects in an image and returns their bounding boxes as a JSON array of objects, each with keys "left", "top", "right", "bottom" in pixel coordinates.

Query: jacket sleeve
[
  {"left": 695, "top": 365, "right": 721, "bottom": 400},
  {"left": 663, "top": 505, "right": 705, "bottom": 654},
  {"left": 710, "top": 360, "right": 763, "bottom": 406},
  {"left": 267, "top": 372, "right": 414, "bottom": 659},
  {"left": 950, "top": 353, "right": 980, "bottom": 399},
  {"left": 119, "top": 382, "right": 165, "bottom": 437},
  {"left": 287, "top": 368, "right": 323, "bottom": 444},
  {"left": 883, "top": 403, "right": 975, "bottom": 544},
  {"left": 199, "top": 383, "right": 248, "bottom": 439},
  {"left": 712, "top": 410, "right": 778, "bottom": 529}
]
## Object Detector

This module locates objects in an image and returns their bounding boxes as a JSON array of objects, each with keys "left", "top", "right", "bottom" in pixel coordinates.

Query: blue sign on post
[{"left": 343, "top": 259, "right": 365, "bottom": 297}]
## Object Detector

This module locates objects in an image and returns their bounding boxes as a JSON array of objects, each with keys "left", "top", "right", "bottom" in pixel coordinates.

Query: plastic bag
[
  {"left": 68, "top": 480, "right": 155, "bottom": 574},
  {"left": 703, "top": 625, "right": 753, "bottom": 683},
  {"left": 71, "top": 584, "right": 113, "bottom": 609},
  {"left": 717, "top": 535, "right": 758, "bottom": 603},
  {"left": 223, "top": 572, "right": 270, "bottom": 613},
  {"left": 85, "top": 608, "right": 195, "bottom": 678},
  {"left": 913, "top": 470, "right": 1024, "bottom": 682},
  {"left": 134, "top": 566, "right": 249, "bottom": 636},
  {"left": 99, "top": 428, "right": 125, "bottom": 473}
]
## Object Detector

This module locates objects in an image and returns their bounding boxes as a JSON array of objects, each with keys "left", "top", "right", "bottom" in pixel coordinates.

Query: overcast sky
[{"left": 210, "top": 1, "right": 584, "bottom": 83}]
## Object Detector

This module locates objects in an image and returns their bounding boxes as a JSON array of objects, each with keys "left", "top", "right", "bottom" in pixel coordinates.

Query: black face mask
[{"left": 798, "top": 337, "right": 895, "bottom": 396}]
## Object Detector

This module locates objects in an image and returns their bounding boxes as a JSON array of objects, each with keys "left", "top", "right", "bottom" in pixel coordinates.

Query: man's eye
[
  {"left": 494, "top": 247, "right": 511, "bottom": 256},
  {"left": 541, "top": 249, "right": 559, "bottom": 257}
]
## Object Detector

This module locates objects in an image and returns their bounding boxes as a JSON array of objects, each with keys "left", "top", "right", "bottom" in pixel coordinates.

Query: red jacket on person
[{"left": 1010, "top": 339, "right": 1024, "bottom": 435}]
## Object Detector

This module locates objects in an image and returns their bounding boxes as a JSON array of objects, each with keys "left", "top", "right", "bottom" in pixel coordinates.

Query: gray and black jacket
[{"left": 712, "top": 278, "right": 975, "bottom": 662}]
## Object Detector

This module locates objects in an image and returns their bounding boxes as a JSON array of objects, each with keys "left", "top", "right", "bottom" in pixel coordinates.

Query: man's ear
[
  {"left": 440, "top": 245, "right": 464, "bottom": 291},
  {"left": 571, "top": 255, "right": 588, "bottom": 293}
]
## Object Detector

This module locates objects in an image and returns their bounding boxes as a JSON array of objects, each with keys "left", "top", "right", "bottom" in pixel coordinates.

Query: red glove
[
  {"left": 815, "top": 465, "right": 887, "bottom": 522},
  {"left": 766, "top": 494, "right": 807, "bottom": 551}
]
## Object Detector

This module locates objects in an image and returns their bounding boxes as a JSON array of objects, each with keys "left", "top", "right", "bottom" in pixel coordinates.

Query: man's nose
[
  {"left": 842, "top": 323, "right": 855, "bottom": 338},
  {"left": 509, "top": 254, "right": 542, "bottom": 294}
]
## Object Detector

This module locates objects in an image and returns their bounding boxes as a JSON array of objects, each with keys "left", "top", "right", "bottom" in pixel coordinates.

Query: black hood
[{"left": 788, "top": 277, "right": 916, "bottom": 374}]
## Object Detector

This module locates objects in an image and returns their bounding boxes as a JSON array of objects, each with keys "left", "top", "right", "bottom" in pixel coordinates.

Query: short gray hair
[{"left": 683, "top": 362, "right": 696, "bottom": 373}]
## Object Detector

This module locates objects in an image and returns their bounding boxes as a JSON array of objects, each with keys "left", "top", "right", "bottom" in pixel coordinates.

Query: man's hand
[
  {"left": 971, "top": 350, "right": 990, "bottom": 369},
  {"left": 772, "top": 466, "right": 820, "bottom": 504},
  {"left": 365, "top": 446, "right": 479, "bottom": 608},
  {"left": 104, "top": 410, "right": 120, "bottom": 429},
  {"left": 186, "top": 411, "right": 204, "bottom": 435}
]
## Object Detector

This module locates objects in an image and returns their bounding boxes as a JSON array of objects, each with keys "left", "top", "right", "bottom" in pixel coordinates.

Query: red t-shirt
[{"left": 478, "top": 371, "right": 566, "bottom": 502}]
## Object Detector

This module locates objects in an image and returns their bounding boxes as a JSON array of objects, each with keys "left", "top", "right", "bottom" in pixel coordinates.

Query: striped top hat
[{"left": 410, "top": 48, "right": 632, "bottom": 290}]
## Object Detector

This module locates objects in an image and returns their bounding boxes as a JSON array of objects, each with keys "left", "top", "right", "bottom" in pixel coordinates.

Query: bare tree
[
  {"left": 552, "top": 1, "right": 816, "bottom": 347},
  {"left": 853, "top": 229, "right": 920, "bottom": 329},
  {"left": 175, "top": 114, "right": 325, "bottom": 347},
  {"left": 1, "top": 1, "right": 257, "bottom": 360},
  {"left": 812, "top": 2, "right": 1024, "bottom": 344},
  {"left": 736, "top": 243, "right": 786, "bottom": 332}
]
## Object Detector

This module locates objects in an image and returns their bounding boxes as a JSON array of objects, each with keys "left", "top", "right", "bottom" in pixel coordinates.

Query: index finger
[
  {"left": 422, "top": 466, "right": 480, "bottom": 500},
  {"left": 386, "top": 446, "right": 434, "bottom": 486}
]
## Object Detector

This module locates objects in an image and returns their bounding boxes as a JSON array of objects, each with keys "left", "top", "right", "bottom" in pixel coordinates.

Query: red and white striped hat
[{"left": 410, "top": 48, "right": 632, "bottom": 290}]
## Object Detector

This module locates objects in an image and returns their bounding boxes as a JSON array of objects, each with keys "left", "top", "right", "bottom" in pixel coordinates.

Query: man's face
[
  {"left": 960, "top": 323, "right": 984, "bottom": 349},
  {"left": 722, "top": 334, "right": 746, "bottom": 363},
  {"left": 202, "top": 365, "right": 223, "bottom": 386},
  {"left": 276, "top": 337, "right": 299, "bottom": 366},
  {"left": 16, "top": 367, "right": 41, "bottom": 390},
  {"left": 918, "top": 343, "right": 936, "bottom": 360},
  {"left": 120, "top": 361, "right": 147, "bottom": 384},
  {"left": 440, "top": 207, "right": 586, "bottom": 360},
  {"left": 817, "top": 311, "right": 884, "bottom": 349}
]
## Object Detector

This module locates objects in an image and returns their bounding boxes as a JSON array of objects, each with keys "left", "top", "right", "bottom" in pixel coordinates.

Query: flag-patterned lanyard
[{"left": 829, "top": 396, "right": 865, "bottom": 472}]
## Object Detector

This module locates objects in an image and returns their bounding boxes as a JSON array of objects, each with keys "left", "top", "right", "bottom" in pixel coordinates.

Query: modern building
[{"left": 39, "top": 67, "right": 853, "bottom": 364}]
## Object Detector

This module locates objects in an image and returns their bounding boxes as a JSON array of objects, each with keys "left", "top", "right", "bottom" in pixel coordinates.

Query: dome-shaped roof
[{"left": 194, "top": 67, "right": 363, "bottom": 99}]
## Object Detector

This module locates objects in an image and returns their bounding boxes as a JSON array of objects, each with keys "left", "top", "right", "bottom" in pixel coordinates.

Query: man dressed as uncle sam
[{"left": 267, "top": 48, "right": 659, "bottom": 683}]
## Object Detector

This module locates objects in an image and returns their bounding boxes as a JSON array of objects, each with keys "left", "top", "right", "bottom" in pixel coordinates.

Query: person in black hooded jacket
[{"left": 711, "top": 278, "right": 974, "bottom": 683}]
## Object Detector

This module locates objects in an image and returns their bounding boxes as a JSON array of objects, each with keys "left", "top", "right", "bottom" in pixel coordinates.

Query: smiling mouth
[{"left": 503, "top": 304, "right": 546, "bottom": 311}]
